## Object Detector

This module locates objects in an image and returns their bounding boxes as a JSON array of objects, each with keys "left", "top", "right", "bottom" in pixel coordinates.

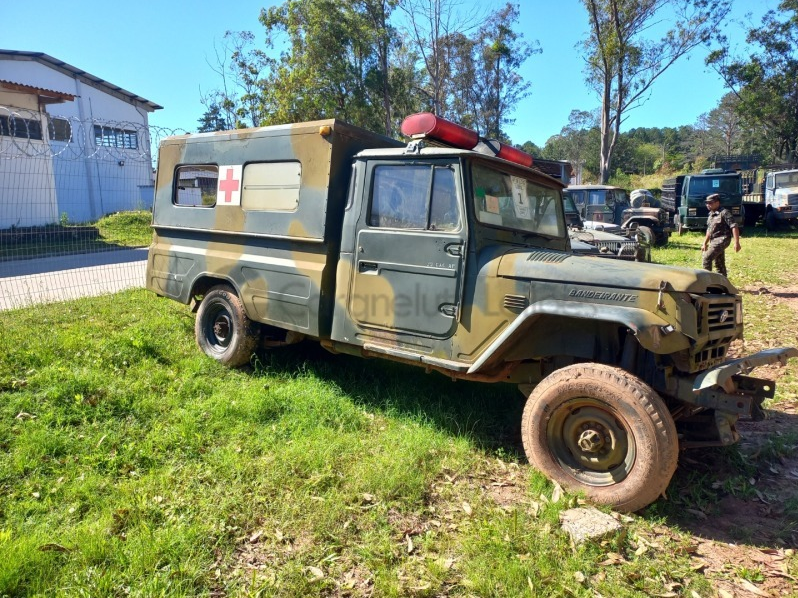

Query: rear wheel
[
  {"left": 521, "top": 363, "right": 678, "bottom": 512},
  {"left": 195, "top": 284, "right": 259, "bottom": 367}
]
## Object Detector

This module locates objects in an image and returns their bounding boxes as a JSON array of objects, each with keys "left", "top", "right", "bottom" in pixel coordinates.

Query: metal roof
[
  {"left": 0, "top": 50, "right": 162, "bottom": 111},
  {"left": 0, "top": 78, "right": 75, "bottom": 104}
]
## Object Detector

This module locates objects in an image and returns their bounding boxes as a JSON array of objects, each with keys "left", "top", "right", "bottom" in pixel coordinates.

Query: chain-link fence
[{"left": 0, "top": 108, "right": 186, "bottom": 310}]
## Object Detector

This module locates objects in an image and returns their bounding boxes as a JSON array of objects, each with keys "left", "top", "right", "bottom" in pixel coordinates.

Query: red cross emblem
[{"left": 219, "top": 167, "right": 240, "bottom": 203}]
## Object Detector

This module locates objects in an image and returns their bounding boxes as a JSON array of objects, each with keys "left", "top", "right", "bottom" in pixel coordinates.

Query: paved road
[{"left": 0, "top": 248, "right": 147, "bottom": 311}]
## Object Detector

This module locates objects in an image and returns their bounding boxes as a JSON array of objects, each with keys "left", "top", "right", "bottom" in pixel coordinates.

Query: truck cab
[
  {"left": 764, "top": 169, "right": 798, "bottom": 229},
  {"left": 663, "top": 170, "right": 744, "bottom": 233},
  {"left": 147, "top": 114, "right": 795, "bottom": 512}
]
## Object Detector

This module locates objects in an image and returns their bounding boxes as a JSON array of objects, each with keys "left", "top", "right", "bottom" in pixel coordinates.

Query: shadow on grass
[{"left": 251, "top": 340, "right": 527, "bottom": 460}]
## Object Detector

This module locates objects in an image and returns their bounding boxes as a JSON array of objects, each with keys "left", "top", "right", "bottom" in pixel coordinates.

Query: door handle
[
  {"left": 445, "top": 243, "right": 463, "bottom": 257},
  {"left": 359, "top": 261, "right": 378, "bottom": 274}
]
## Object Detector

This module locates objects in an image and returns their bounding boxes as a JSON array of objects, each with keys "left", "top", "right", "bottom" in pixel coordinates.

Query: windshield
[
  {"left": 472, "top": 162, "right": 565, "bottom": 238},
  {"left": 563, "top": 194, "right": 580, "bottom": 215},
  {"left": 775, "top": 172, "right": 798, "bottom": 187},
  {"left": 687, "top": 176, "right": 741, "bottom": 198}
]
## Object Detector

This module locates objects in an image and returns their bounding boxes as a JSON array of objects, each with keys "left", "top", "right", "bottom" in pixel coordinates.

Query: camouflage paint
[{"left": 147, "top": 119, "right": 797, "bottom": 444}]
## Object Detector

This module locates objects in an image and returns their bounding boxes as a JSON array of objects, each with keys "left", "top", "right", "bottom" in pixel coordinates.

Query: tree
[
  {"left": 399, "top": 0, "right": 481, "bottom": 117},
  {"left": 197, "top": 103, "right": 228, "bottom": 133},
  {"left": 705, "top": 93, "right": 743, "bottom": 157},
  {"left": 581, "top": 0, "right": 731, "bottom": 183},
  {"left": 256, "top": 0, "right": 416, "bottom": 135},
  {"left": 200, "top": 31, "right": 268, "bottom": 129},
  {"left": 707, "top": 0, "right": 798, "bottom": 163},
  {"left": 472, "top": 3, "right": 537, "bottom": 140}
]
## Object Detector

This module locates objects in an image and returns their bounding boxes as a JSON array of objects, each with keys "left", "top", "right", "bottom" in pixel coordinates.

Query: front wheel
[
  {"left": 521, "top": 363, "right": 678, "bottom": 512},
  {"left": 195, "top": 285, "right": 260, "bottom": 367},
  {"left": 765, "top": 210, "right": 778, "bottom": 231},
  {"left": 635, "top": 225, "right": 655, "bottom": 246}
]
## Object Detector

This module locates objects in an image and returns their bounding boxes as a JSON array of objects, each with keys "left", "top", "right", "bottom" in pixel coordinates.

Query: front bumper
[
  {"left": 669, "top": 347, "right": 798, "bottom": 446},
  {"left": 772, "top": 206, "right": 798, "bottom": 220},
  {"left": 671, "top": 347, "right": 798, "bottom": 442}
]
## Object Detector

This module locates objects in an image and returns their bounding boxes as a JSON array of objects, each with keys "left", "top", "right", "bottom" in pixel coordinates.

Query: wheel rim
[
  {"left": 203, "top": 301, "right": 234, "bottom": 354},
  {"left": 547, "top": 398, "right": 636, "bottom": 486}
]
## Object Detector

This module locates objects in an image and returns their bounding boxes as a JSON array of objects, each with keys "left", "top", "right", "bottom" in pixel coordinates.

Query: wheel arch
[
  {"left": 467, "top": 300, "right": 690, "bottom": 375},
  {"left": 189, "top": 274, "right": 240, "bottom": 305}
]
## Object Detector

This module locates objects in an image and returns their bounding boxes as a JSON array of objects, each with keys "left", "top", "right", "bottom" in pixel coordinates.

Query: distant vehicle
[
  {"left": 630, "top": 188, "right": 659, "bottom": 208},
  {"left": 564, "top": 184, "right": 671, "bottom": 246},
  {"left": 662, "top": 170, "right": 743, "bottom": 234},
  {"left": 741, "top": 167, "right": 798, "bottom": 229},
  {"left": 563, "top": 194, "right": 649, "bottom": 262}
]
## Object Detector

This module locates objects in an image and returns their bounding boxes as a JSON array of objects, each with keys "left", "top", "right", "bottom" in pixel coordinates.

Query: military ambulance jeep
[{"left": 147, "top": 113, "right": 796, "bottom": 512}]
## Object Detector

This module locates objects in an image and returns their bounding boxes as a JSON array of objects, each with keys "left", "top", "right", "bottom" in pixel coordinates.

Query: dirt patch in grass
[{"left": 672, "top": 288, "right": 798, "bottom": 598}]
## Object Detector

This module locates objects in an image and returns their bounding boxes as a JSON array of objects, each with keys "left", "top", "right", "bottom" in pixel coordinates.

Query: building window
[
  {"left": 94, "top": 125, "right": 138, "bottom": 149},
  {"left": 174, "top": 165, "right": 218, "bottom": 207},
  {"left": 0, "top": 115, "right": 43, "bottom": 140},
  {"left": 48, "top": 117, "right": 72, "bottom": 142}
]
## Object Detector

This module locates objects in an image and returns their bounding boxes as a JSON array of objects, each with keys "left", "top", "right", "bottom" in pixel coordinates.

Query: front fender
[{"left": 467, "top": 299, "right": 689, "bottom": 374}]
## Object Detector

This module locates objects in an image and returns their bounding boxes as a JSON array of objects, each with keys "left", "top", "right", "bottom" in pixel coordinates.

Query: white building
[{"left": 0, "top": 50, "right": 162, "bottom": 229}]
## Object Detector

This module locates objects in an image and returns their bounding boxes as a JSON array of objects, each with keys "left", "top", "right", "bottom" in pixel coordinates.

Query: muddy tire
[
  {"left": 195, "top": 285, "right": 259, "bottom": 367},
  {"left": 521, "top": 363, "right": 678, "bottom": 512}
]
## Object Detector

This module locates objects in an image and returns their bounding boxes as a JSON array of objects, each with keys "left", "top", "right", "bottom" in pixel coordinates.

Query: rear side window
[
  {"left": 242, "top": 161, "right": 301, "bottom": 212},
  {"left": 174, "top": 165, "right": 218, "bottom": 207}
]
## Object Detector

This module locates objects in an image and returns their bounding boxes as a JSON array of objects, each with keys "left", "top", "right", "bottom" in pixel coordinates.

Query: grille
[
  {"left": 693, "top": 338, "right": 729, "bottom": 370},
  {"left": 695, "top": 296, "right": 737, "bottom": 334},
  {"left": 504, "top": 294, "right": 529, "bottom": 311},
  {"left": 593, "top": 240, "right": 638, "bottom": 259}
]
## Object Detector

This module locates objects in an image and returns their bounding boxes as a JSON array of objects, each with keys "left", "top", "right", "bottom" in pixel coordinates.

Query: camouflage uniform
[{"left": 702, "top": 208, "right": 737, "bottom": 277}]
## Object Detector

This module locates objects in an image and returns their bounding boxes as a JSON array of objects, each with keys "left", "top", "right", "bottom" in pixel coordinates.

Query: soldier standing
[{"left": 701, "top": 193, "right": 741, "bottom": 277}]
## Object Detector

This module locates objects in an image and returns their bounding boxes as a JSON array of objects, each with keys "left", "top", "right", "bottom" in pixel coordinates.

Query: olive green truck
[{"left": 146, "top": 114, "right": 796, "bottom": 512}]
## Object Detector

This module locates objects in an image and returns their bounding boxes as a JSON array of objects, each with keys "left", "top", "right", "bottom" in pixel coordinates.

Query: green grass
[
  {"left": 1, "top": 226, "right": 797, "bottom": 596},
  {"left": 0, "top": 210, "right": 152, "bottom": 261}
]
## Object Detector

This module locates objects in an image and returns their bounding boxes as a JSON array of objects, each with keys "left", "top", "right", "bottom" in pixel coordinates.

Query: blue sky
[{"left": 3, "top": 0, "right": 780, "bottom": 147}]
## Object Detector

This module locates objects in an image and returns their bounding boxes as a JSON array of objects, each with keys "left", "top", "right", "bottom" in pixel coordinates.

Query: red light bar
[
  {"left": 401, "top": 112, "right": 479, "bottom": 150},
  {"left": 400, "top": 112, "right": 534, "bottom": 169},
  {"left": 495, "top": 144, "right": 534, "bottom": 168}
]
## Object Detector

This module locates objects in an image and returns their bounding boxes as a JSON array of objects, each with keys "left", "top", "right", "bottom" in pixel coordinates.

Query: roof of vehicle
[
  {"left": 357, "top": 146, "right": 566, "bottom": 188},
  {"left": 565, "top": 184, "right": 624, "bottom": 191}
]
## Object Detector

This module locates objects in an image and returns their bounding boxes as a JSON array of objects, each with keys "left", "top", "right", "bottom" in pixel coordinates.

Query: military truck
[
  {"left": 563, "top": 184, "right": 671, "bottom": 246},
  {"left": 662, "top": 170, "right": 744, "bottom": 234},
  {"left": 147, "top": 113, "right": 796, "bottom": 512},
  {"left": 741, "top": 167, "right": 798, "bottom": 230}
]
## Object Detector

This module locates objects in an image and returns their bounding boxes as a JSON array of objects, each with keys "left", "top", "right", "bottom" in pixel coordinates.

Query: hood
[
  {"left": 571, "top": 229, "right": 633, "bottom": 243},
  {"left": 496, "top": 248, "right": 735, "bottom": 294},
  {"left": 581, "top": 220, "right": 624, "bottom": 235}
]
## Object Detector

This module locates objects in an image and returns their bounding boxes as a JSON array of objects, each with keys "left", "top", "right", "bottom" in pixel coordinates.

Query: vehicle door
[{"left": 349, "top": 160, "right": 465, "bottom": 338}]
